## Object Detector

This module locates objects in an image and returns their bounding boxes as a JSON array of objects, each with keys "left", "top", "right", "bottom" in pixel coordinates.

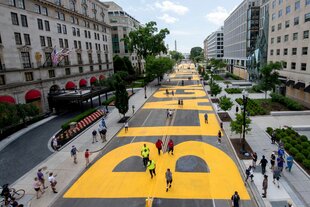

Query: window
[
  {"left": 48, "top": 70, "right": 55, "bottom": 78},
  {"left": 84, "top": 30, "right": 87, "bottom": 38},
  {"left": 88, "top": 31, "right": 91, "bottom": 39},
  {"left": 72, "top": 27, "right": 76, "bottom": 36},
  {"left": 99, "top": 65, "right": 102, "bottom": 70},
  {"left": 302, "top": 47, "right": 308, "bottom": 55},
  {"left": 55, "top": 0, "right": 61, "bottom": 6},
  {"left": 294, "top": 17, "right": 299, "bottom": 25},
  {"left": 278, "top": 0, "right": 283, "bottom": 4},
  {"left": 57, "top": 23, "right": 62, "bottom": 33},
  {"left": 69, "top": 0, "right": 75, "bottom": 11},
  {"left": 284, "top": 34, "right": 289, "bottom": 42},
  {"left": 283, "top": 62, "right": 287, "bottom": 68},
  {"left": 64, "top": 39, "right": 68, "bottom": 48},
  {"left": 21, "top": 15, "right": 28, "bottom": 27},
  {"left": 24, "top": 34, "right": 30, "bottom": 45},
  {"left": 272, "top": 13, "right": 276, "bottom": 20},
  {"left": 78, "top": 41, "right": 81, "bottom": 49},
  {"left": 21, "top": 52, "right": 31, "bottom": 68},
  {"left": 292, "top": 48, "right": 297, "bottom": 55},
  {"left": 271, "top": 38, "right": 274, "bottom": 44},
  {"left": 307, "top": 0, "right": 310, "bottom": 5},
  {"left": 37, "top": 19, "right": 43, "bottom": 30},
  {"left": 14, "top": 32, "right": 22, "bottom": 45},
  {"left": 270, "top": 49, "right": 274, "bottom": 55},
  {"left": 86, "top": 42, "right": 89, "bottom": 50},
  {"left": 271, "top": 26, "right": 275, "bottom": 32},
  {"left": 301, "top": 63, "right": 307, "bottom": 71},
  {"left": 11, "top": 12, "right": 18, "bottom": 25},
  {"left": 25, "top": 72, "right": 33, "bottom": 81},
  {"left": 74, "top": 40, "right": 77, "bottom": 48},
  {"left": 0, "top": 75, "right": 5, "bottom": 85},
  {"left": 79, "top": 67, "right": 83, "bottom": 73},
  {"left": 278, "top": 23, "right": 282, "bottom": 30},
  {"left": 272, "top": 0, "right": 276, "bottom": 8},
  {"left": 304, "top": 30, "right": 309, "bottom": 39},
  {"left": 293, "top": 32, "right": 298, "bottom": 40},
  {"left": 59, "top": 38, "right": 63, "bottom": 48},
  {"left": 90, "top": 65, "right": 94, "bottom": 71},
  {"left": 34, "top": 4, "right": 40, "bottom": 13},
  {"left": 77, "top": 28, "right": 80, "bottom": 37},
  {"left": 62, "top": 25, "right": 67, "bottom": 34},
  {"left": 285, "top": 20, "right": 290, "bottom": 28},
  {"left": 44, "top": 20, "right": 50, "bottom": 31},
  {"left": 14, "top": 0, "right": 25, "bottom": 9},
  {"left": 277, "top": 36, "right": 281, "bottom": 43},
  {"left": 276, "top": 49, "right": 280, "bottom": 55},
  {"left": 305, "top": 13, "right": 310, "bottom": 22},
  {"left": 291, "top": 62, "right": 296, "bottom": 70},
  {"left": 284, "top": 48, "right": 288, "bottom": 55},
  {"left": 40, "top": 36, "right": 45, "bottom": 47},
  {"left": 88, "top": 53, "right": 93, "bottom": 63},
  {"left": 77, "top": 53, "right": 82, "bottom": 64},
  {"left": 47, "top": 37, "right": 52, "bottom": 47},
  {"left": 286, "top": 5, "right": 291, "bottom": 14},
  {"left": 65, "top": 68, "right": 71, "bottom": 75},
  {"left": 278, "top": 9, "right": 282, "bottom": 17},
  {"left": 295, "top": 1, "right": 300, "bottom": 10},
  {"left": 41, "top": 7, "right": 48, "bottom": 16},
  {"left": 89, "top": 43, "right": 92, "bottom": 50},
  {"left": 82, "top": 6, "right": 87, "bottom": 15}
]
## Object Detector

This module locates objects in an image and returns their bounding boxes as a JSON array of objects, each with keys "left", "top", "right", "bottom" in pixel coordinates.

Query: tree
[
  {"left": 258, "top": 62, "right": 282, "bottom": 99},
  {"left": 114, "top": 74, "right": 129, "bottom": 118},
  {"left": 123, "top": 56, "right": 135, "bottom": 75},
  {"left": 230, "top": 113, "right": 251, "bottom": 140},
  {"left": 113, "top": 55, "right": 127, "bottom": 73},
  {"left": 123, "top": 21, "right": 170, "bottom": 73},
  {"left": 190, "top": 47, "right": 204, "bottom": 62},
  {"left": 209, "top": 82, "right": 222, "bottom": 97},
  {"left": 145, "top": 56, "right": 174, "bottom": 85},
  {"left": 219, "top": 96, "right": 233, "bottom": 115},
  {"left": 170, "top": 51, "right": 184, "bottom": 62}
]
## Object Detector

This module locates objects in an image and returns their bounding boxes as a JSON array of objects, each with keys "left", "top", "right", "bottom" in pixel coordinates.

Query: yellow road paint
[
  {"left": 117, "top": 114, "right": 221, "bottom": 137},
  {"left": 143, "top": 99, "right": 212, "bottom": 111},
  {"left": 159, "top": 85, "right": 202, "bottom": 90},
  {"left": 153, "top": 89, "right": 206, "bottom": 98},
  {"left": 64, "top": 141, "right": 250, "bottom": 199}
]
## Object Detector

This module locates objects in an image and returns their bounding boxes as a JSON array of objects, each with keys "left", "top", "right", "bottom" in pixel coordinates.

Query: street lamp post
[
  {"left": 241, "top": 89, "right": 249, "bottom": 153},
  {"left": 144, "top": 85, "right": 147, "bottom": 99}
]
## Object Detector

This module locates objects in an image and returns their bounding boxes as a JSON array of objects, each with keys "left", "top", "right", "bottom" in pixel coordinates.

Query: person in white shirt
[
  {"left": 48, "top": 172, "right": 57, "bottom": 193},
  {"left": 124, "top": 122, "right": 129, "bottom": 132}
]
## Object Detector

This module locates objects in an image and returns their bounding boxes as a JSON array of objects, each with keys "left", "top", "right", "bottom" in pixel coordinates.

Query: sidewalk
[
  {"left": 213, "top": 81, "right": 310, "bottom": 207},
  {"left": 11, "top": 83, "right": 159, "bottom": 207}
]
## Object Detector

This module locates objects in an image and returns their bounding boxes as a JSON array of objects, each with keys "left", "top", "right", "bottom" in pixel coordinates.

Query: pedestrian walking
[
  {"left": 178, "top": 99, "right": 181, "bottom": 105},
  {"left": 181, "top": 99, "right": 183, "bottom": 105},
  {"left": 271, "top": 131, "right": 276, "bottom": 144},
  {"left": 124, "top": 122, "right": 129, "bottom": 133},
  {"left": 92, "top": 129, "right": 98, "bottom": 143},
  {"left": 37, "top": 168, "right": 48, "bottom": 189},
  {"left": 286, "top": 155, "right": 293, "bottom": 172},
  {"left": 171, "top": 90, "right": 174, "bottom": 96},
  {"left": 262, "top": 175, "right": 268, "bottom": 198},
  {"left": 245, "top": 166, "right": 254, "bottom": 182},
  {"left": 166, "top": 89, "right": 169, "bottom": 95},
  {"left": 259, "top": 155, "right": 268, "bottom": 174},
  {"left": 168, "top": 139, "right": 174, "bottom": 155},
  {"left": 270, "top": 152, "right": 276, "bottom": 171},
  {"left": 85, "top": 149, "right": 91, "bottom": 168},
  {"left": 98, "top": 121, "right": 107, "bottom": 142},
  {"left": 132, "top": 105, "right": 135, "bottom": 114},
  {"left": 168, "top": 109, "right": 173, "bottom": 118},
  {"left": 165, "top": 168, "right": 172, "bottom": 192},
  {"left": 52, "top": 137, "right": 59, "bottom": 151},
  {"left": 101, "top": 118, "right": 107, "bottom": 128},
  {"left": 141, "top": 148, "right": 150, "bottom": 168},
  {"left": 141, "top": 143, "right": 150, "bottom": 154},
  {"left": 71, "top": 145, "right": 78, "bottom": 164},
  {"left": 278, "top": 147, "right": 285, "bottom": 158},
  {"left": 273, "top": 167, "right": 281, "bottom": 188},
  {"left": 231, "top": 191, "right": 240, "bottom": 207},
  {"left": 277, "top": 156, "right": 285, "bottom": 172},
  {"left": 33, "top": 177, "right": 44, "bottom": 199},
  {"left": 251, "top": 152, "right": 258, "bottom": 169},
  {"left": 147, "top": 160, "right": 156, "bottom": 179},
  {"left": 166, "top": 109, "right": 169, "bottom": 118},
  {"left": 155, "top": 139, "right": 163, "bottom": 155},
  {"left": 204, "top": 113, "right": 208, "bottom": 124},
  {"left": 48, "top": 172, "right": 57, "bottom": 193},
  {"left": 235, "top": 106, "right": 239, "bottom": 113},
  {"left": 218, "top": 130, "right": 222, "bottom": 144}
]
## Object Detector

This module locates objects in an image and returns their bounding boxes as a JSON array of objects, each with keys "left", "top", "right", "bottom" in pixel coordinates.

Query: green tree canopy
[
  {"left": 113, "top": 55, "right": 128, "bottom": 73},
  {"left": 219, "top": 96, "right": 233, "bottom": 112},
  {"left": 123, "top": 21, "right": 170, "bottom": 73},
  {"left": 170, "top": 50, "right": 184, "bottom": 62},
  {"left": 209, "top": 58, "right": 227, "bottom": 69},
  {"left": 114, "top": 74, "right": 129, "bottom": 117},
  {"left": 209, "top": 82, "right": 222, "bottom": 97},
  {"left": 190, "top": 47, "right": 204, "bottom": 62},
  {"left": 146, "top": 56, "right": 174, "bottom": 84},
  {"left": 123, "top": 56, "right": 135, "bottom": 75},
  {"left": 230, "top": 113, "right": 252, "bottom": 139},
  {"left": 258, "top": 62, "right": 282, "bottom": 99}
]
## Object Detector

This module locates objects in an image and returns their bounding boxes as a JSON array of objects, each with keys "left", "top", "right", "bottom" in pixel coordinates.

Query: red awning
[
  {"left": 0, "top": 95, "right": 16, "bottom": 104},
  {"left": 25, "top": 89, "right": 41, "bottom": 102},
  {"left": 99, "top": 75, "right": 105, "bottom": 80},
  {"left": 79, "top": 79, "right": 87, "bottom": 87},
  {"left": 90, "top": 77, "right": 97, "bottom": 84},
  {"left": 65, "top": 81, "right": 76, "bottom": 90}
]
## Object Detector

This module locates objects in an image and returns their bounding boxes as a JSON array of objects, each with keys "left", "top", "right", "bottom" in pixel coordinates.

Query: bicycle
[{"left": 0, "top": 185, "right": 25, "bottom": 207}]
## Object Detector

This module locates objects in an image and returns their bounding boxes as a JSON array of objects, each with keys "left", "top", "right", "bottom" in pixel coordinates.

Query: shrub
[
  {"left": 212, "top": 75, "right": 224, "bottom": 80},
  {"left": 295, "top": 153, "right": 306, "bottom": 162},
  {"left": 102, "top": 96, "right": 116, "bottom": 106},
  {"left": 299, "top": 135, "right": 308, "bottom": 142},
  {"left": 223, "top": 81, "right": 231, "bottom": 84},
  {"left": 303, "top": 159, "right": 310, "bottom": 170},
  {"left": 301, "top": 142, "right": 310, "bottom": 149},
  {"left": 225, "top": 88, "right": 242, "bottom": 94},
  {"left": 61, "top": 108, "right": 97, "bottom": 130},
  {"left": 284, "top": 143, "right": 292, "bottom": 150},
  {"left": 235, "top": 98, "right": 267, "bottom": 116},
  {"left": 204, "top": 74, "right": 209, "bottom": 80},
  {"left": 266, "top": 127, "right": 274, "bottom": 135},
  {"left": 301, "top": 149, "right": 309, "bottom": 158},
  {"left": 288, "top": 147, "right": 299, "bottom": 156},
  {"left": 270, "top": 93, "right": 303, "bottom": 110},
  {"left": 295, "top": 144, "right": 303, "bottom": 152},
  {"left": 290, "top": 140, "right": 298, "bottom": 146}
]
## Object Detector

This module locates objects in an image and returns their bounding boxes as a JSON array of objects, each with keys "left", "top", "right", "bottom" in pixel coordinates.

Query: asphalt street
[{"left": 52, "top": 66, "right": 256, "bottom": 207}]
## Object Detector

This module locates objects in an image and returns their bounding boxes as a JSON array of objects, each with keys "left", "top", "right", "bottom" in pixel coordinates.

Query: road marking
[{"left": 130, "top": 110, "right": 154, "bottom": 144}]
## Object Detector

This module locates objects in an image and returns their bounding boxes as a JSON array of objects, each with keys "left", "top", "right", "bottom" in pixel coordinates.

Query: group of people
[
  {"left": 92, "top": 118, "right": 108, "bottom": 143},
  {"left": 1, "top": 184, "right": 23, "bottom": 207},
  {"left": 165, "top": 89, "right": 175, "bottom": 96},
  {"left": 141, "top": 140, "right": 174, "bottom": 192},
  {"left": 33, "top": 168, "right": 58, "bottom": 200}
]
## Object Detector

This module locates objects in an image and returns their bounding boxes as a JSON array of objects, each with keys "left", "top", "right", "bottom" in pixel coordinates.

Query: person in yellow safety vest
[
  {"left": 147, "top": 160, "right": 156, "bottom": 179},
  {"left": 141, "top": 149, "right": 149, "bottom": 168},
  {"left": 141, "top": 144, "right": 150, "bottom": 154}
]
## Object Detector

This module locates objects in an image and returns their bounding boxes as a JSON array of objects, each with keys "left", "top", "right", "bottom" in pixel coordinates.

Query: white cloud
[
  {"left": 204, "top": 6, "right": 230, "bottom": 26},
  {"left": 155, "top": 1, "right": 189, "bottom": 15},
  {"left": 158, "top": 14, "right": 178, "bottom": 24}
]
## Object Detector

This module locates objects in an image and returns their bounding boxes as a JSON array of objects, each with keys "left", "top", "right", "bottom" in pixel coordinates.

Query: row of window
[
  {"left": 40, "top": 36, "right": 53, "bottom": 47},
  {"left": 272, "top": 12, "right": 310, "bottom": 23},
  {"left": 270, "top": 47, "right": 308, "bottom": 56},
  {"left": 282, "top": 62, "right": 307, "bottom": 71},
  {"left": 271, "top": 30, "right": 309, "bottom": 44},
  {"left": 272, "top": 0, "right": 310, "bottom": 9},
  {"left": 14, "top": 32, "right": 30, "bottom": 45}
]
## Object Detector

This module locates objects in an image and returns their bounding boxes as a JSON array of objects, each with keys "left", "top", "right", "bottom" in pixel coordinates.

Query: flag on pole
[{"left": 51, "top": 46, "right": 58, "bottom": 65}]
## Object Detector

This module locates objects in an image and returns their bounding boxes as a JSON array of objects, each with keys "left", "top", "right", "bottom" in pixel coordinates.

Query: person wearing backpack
[
  {"left": 245, "top": 166, "right": 254, "bottom": 183},
  {"left": 71, "top": 145, "right": 78, "bottom": 164}
]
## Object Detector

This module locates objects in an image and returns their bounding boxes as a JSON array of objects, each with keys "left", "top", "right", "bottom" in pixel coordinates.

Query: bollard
[
  {"left": 220, "top": 122, "right": 223, "bottom": 129},
  {"left": 145, "top": 197, "right": 153, "bottom": 207}
]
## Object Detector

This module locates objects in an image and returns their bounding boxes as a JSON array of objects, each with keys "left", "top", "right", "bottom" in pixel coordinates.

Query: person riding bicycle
[{"left": 1, "top": 184, "right": 11, "bottom": 204}]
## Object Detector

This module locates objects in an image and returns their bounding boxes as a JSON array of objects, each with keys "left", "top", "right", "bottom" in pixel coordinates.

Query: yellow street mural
[
  {"left": 64, "top": 141, "right": 250, "bottom": 199},
  {"left": 153, "top": 89, "right": 206, "bottom": 98},
  {"left": 143, "top": 99, "right": 212, "bottom": 111}
]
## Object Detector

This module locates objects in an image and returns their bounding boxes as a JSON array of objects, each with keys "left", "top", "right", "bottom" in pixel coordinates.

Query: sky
[{"left": 104, "top": 0, "right": 242, "bottom": 53}]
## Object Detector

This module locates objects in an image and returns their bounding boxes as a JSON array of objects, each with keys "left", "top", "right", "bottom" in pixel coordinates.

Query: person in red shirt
[
  {"left": 155, "top": 139, "right": 163, "bottom": 155},
  {"left": 85, "top": 149, "right": 91, "bottom": 168},
  {"left": 168, "top": 139, "right": 174, "bottom": 155}
]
